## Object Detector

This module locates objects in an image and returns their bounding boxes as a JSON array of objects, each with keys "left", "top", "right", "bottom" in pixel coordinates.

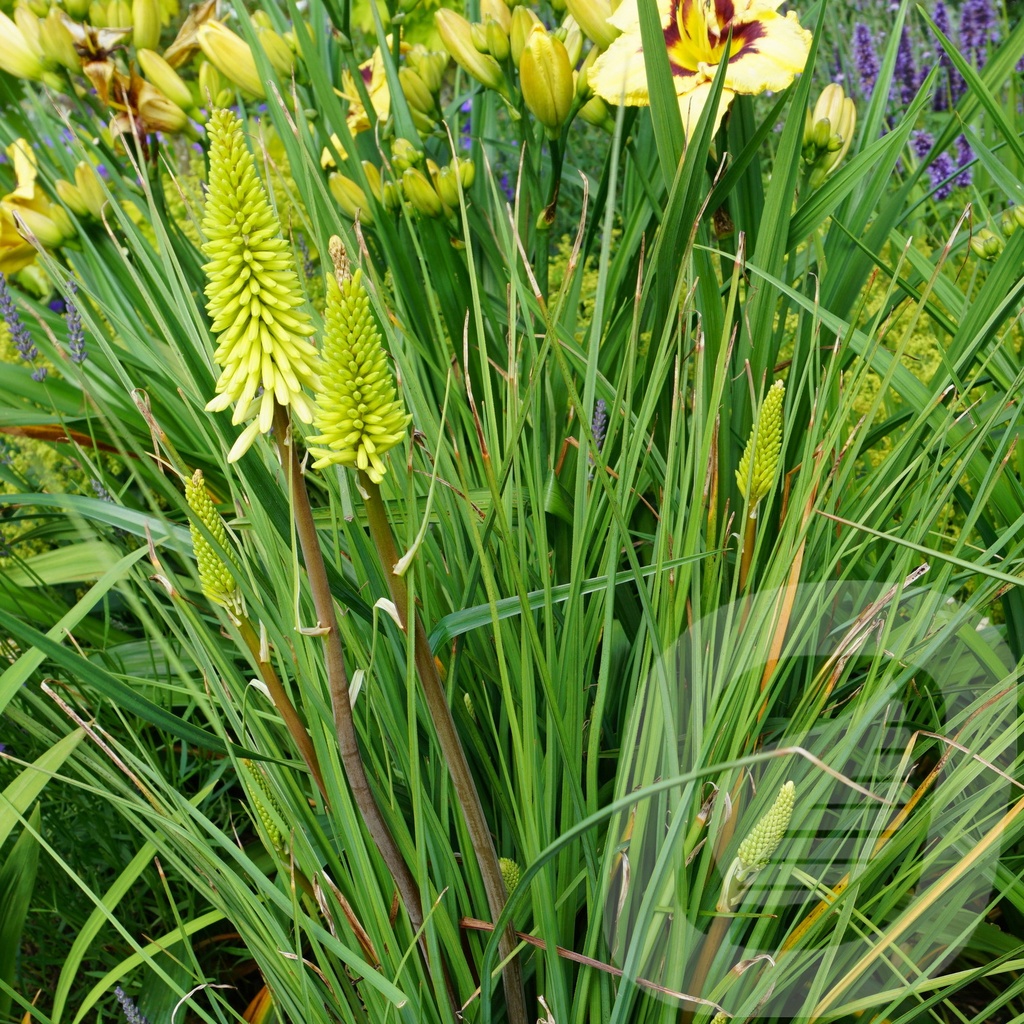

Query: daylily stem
[
  {"left": 360, "top": 473, "right": 528, "bottom": 1024},
  {"left": 236, "top": 616, "right": 328, "bottom": 805},
  {"left": 272, "top": 406, "right": 424, "bottom": 938}
]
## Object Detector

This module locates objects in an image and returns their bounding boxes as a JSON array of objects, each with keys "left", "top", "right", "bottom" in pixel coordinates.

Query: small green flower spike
[
  {"left": 499, "top": 857, "right": 522, "bottom": 895},
  {"left": 736, "top": 379, "right": 785, "bottom": 506},
  {"left": 185, "top": 468, "right": 245, "bottom": 621}
]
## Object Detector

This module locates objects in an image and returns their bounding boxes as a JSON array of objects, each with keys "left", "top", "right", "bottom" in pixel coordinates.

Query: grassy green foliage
[{"left": 2, "top": 0, "right": 1024, "bottom": 1022}]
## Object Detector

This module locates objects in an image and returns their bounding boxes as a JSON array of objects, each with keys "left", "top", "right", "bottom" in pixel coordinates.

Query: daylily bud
[
  {"left": 578, "top": 93, "right": 615, "bottom": 132},
  {"left": 470, "top": 23, "right": 489, "bottom": 52},
  {"left": 391, "top": 137, "right": 422, "bottom": 172},
  {"left": 402, "top": 166, "right": 443, "bottom": 217},
  {"left": 329, "top": 172, "right": 374, "bottom": 225},
  {"left": 999, "top": 207, "right": 1018, "bottom": 238},
  {"left": 510, "top": 5, "right": 542, "bottom": 66},
  {"left": 399, "top": 66, "right": 435, "bottom": 115},
  {"left": 55, "top": 178, "right": 90, "bottom": 216},
  {"left": 132, "top": 0, "right": 161, "bottom": 49},
  {"left": 360, "top": 160, "right": 383, "bottom": 200},
  {"left": 519, "top": 25, "right": 574, "bottom": 134},
  {"left": 382, "top": 178, "right": 402, "bottom": 210},
  {"left": 13, "top": 7, "right": 44, "bottom": 60},
  {"left": 407, "top": 45, "right": 448, "bottom": 93},
  {"left": 137, "top": 79, "right": 191, "bottom": 131},
  {"left": 107, "top": 0, "right": 133, "bottom": 27},
  {"left": 38, "top": 9, "right": 79, "bottom": 71},
  {"left": 457, "top": 157, "right": 475, "bottom": 189},
  {"left": 198, "top": 59, "right": 222, "bottom": 106},
  {"left": 16, "top": 204, "right": 74, "bottom": 247},
  {"left": 65, "top": 0, "right": 91, "bottom": 19},
  {"left": 561, "top": 15, "right": 583, "bottom": 66},
  {"left": 435, "top": 8, "right": 508, "bottom": 96},
  {"left": 484, "top": 17, "right": 510, "bottom": 61},
  {"left": 320, "top": 133, "right": 347, "bottom": 170},
  {"left": 0, "top": 11, "right": 46, "bottom": 78},
  {"left": 804, "top": 84, "right": 855, "bottom": 189},
  {"left": 88, "top": 0, "right": 108, "bottom": 25},
  {"left": 255, "top": 25, "right": 295, "bottom": 77},
  {"left": 409, "top": 106, "right": 436, "bottom": 135},
  {"left": 480, "top": 0, "right": 511, "bottom": 34},
  {"left": 75, "top": 161, "right": 107, "bottom": 217},
  {"left": 137, "top": 48, "right": 194, "bottom": 110},
  {"left": 435, "top": 164, "right": 460, "bottom": 208},
  {"left": 197, "top": 21, "right": 265, "bottom": 98},
  {"left": 969, "top": 227, "right": 1003, "bottom": 260},
  {"left": 250, "top": 9, "right": 271, "bottom": 29},
  {"left": 564, "top": 0, "right": 617, "bottom": 48},
  {"left": 1014, "top": 206, "right": 1024, "bottom": 231}
]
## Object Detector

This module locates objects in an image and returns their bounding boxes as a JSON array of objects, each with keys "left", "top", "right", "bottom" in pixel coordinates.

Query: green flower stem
[
  {"left": 360, "top": 473, "right": 528, "bottom": 1024},
  {"left": 235, "top": 617, "right": 328, "bottom": 805},
  {"left": 272, "top": 405, "right": 425, "bottom": 938},
  {"left": 739, "top": 510, "right": 757, "bottom": 593}
]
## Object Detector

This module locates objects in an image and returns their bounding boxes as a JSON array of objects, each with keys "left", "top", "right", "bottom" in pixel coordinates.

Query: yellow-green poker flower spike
[
  {"left": 308, "top": 238, "right": 411, "bottom": 483},
  {"left": 185, "top": 469, "right": 246, "bottom": 620},
  {"left": 242, "top": 759, "right": 285, "bottom": 854},
  {"left": 736, "top": 379, "right": 785, "bottom": 507},
  {"left": 499, "top": 857, "right": 521, "bottom": 894},
  {"left": 201, "top": 108, "right": 320, "bottom": 462},
  {"left": 719, "top": 781, "right": 795, "bottom": 910}
]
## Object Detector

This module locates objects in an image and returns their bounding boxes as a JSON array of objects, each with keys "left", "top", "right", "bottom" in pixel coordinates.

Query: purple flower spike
[
  {"left": 853, "top": 23, "right": 880, "bottom": 97},
  {"left": 929, "top": 151, "right": 956, "bottom": 200},
  {"left": 894, "top": 28, "right": 917, "bottom": 106},
  {"left": 592, "top": 399, "right": 608, "bottom": 452},
  {"left": 114, "top": 987, "right": 151, "bottom": 1024},
  {"left": 960, "top": 0, "right": 998, "bottom": 69},
  {"left": 912, "top": 130, "right": 934, "bottom": 159},
  {"left": 955, "top": 135, "right": 973, "bottom": 187},
  {"left": 0, "top": 273, "right": 43, "bottom": 378},
  {"left": 66, "top": 284, "right": 86, "bottom": 364}
]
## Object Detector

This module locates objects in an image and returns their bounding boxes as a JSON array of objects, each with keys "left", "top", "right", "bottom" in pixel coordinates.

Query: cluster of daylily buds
[
  {"left": 970, "top": 205, "right": 1024, "bottom": 260},
  {"left": 802, "top": 84, "right": 856, "bottom": 190},
  {"left": 434, "top": 0, "right": 601, "bottom": 139},
  {"left": 328, "top": 139, "right": 475, "bottom": 225}
]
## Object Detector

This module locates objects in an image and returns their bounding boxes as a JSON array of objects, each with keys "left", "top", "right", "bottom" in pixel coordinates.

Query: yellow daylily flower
[
  {"left": 338, "top": 47, "right": 396, "bottom": 134},
  {"left": 590, "top": 0, "right": 812, "bottom": 141}
]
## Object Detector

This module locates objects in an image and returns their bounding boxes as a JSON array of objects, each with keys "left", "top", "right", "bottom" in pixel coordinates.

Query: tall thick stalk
[
  {"left": 272, "top": 406, "right": 424, "bottom": 937},
  {"left": 360, "top": 473, "right": 528, "bottom": 1024}
]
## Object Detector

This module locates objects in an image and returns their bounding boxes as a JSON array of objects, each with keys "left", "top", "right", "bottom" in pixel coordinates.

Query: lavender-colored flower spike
[
  {"left": 853, "top": 23, "right": 879, "bottom": 97},
  {"left": 591, "top": 398, "right": 608, "bottom": 452},
  {"left": 955, "top": 135, "right": 973, "bottom": 187},
  {"left": 911, "top": 130, "right": 934, "bottom": 159},
  {"left": 0, "top": 272, "right": 45, "bottom": 381},
  {"left": 65, "top": 282, "right": 86, "bottom": 364},
  {"left": 960, "top": 0, "right": 998, "bottom": 70},
  {"left": 893, "top": 28, "right": 917, "bottom": 106},
  {"left": 931, "top": 0, "right": 955, "bottom": 110},
  {"left": 114, "top": 987, "right": 151, "bottom": 1024},
  {"left": 929, "top": 152, "right": 956, "bottom": 200}
]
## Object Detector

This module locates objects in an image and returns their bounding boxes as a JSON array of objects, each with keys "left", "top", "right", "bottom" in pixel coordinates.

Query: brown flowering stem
[
  {"left": 235, "top": 617, "right": 328, "bottom": 805},
  {"left": 272, "top": 406, "right": 424, "bottom": 938},
  {"left": 360, "top": 473, "right": 528, "bottom": 1024}
]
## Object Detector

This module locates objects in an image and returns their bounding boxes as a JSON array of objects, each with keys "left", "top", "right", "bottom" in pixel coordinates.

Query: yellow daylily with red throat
[{"left": 590, "top": 0, "right": 812, "bottom": 140}]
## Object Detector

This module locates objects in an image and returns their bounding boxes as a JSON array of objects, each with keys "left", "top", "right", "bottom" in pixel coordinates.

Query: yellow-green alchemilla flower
[
  {"left": 590, "top": 0, "right": 812, "bottom": 140},
  {"left": 308, "top": 239, "right": 411, "bottom": 484},
  {"left": 185, "top": 468, "right": 246, "bottom": 620},
  {"left": 736, "top": 379, "right": 784, "bottom": 507},
  {"left": 719, "top": 780, "right": 795, "bottom": 910},
  {"left": 201, "top": 109, "right": 320, "bottom": 461}
]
